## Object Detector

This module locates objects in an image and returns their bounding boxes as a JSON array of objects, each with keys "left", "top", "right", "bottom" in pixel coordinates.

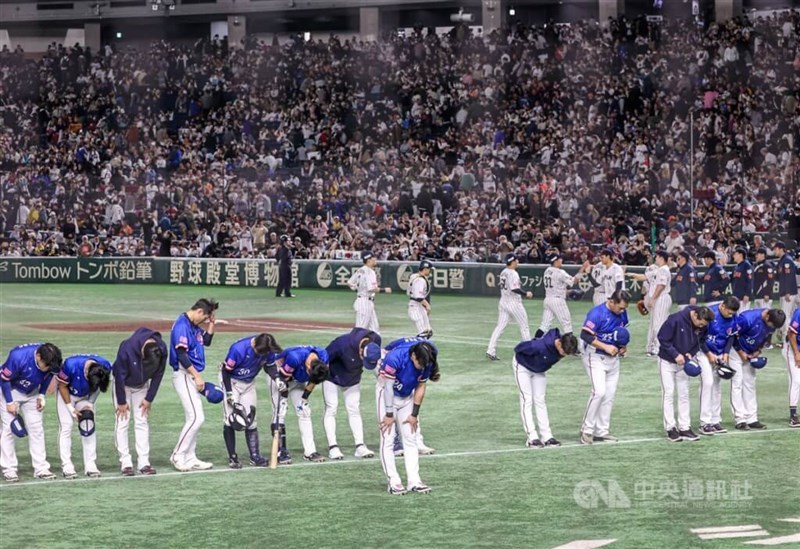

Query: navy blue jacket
[
  {"left": 673, "top": 263, "right": 698, "bottom": 305},
  {"left": 113, "top": 327, "right": 167, "bottom": 405},
  {"left": 325, "top": 328, "right": 381, "bottom": 387},
  {"left": 731, "top": 260, "right": 753, "bottom": 300},
  {"left": 657, "top": 307, "right": 709, "bottom": 364},
  {"left": 775, "top": 253, "right": 798, "bottom": 296},
  {"left": 514, "top": 329, "right": 563, "bottom": 373},
  {"left": 702, "top": 262, "right": 729, "bottom": 302},
  {"left": 752, "top": 260, "right": 774, "bottom": 299}
]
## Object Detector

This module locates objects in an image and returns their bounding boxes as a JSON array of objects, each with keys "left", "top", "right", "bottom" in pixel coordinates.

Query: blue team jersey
[
  {"left": 0, "top": 343, "right": 52, "bottom": 395},
  {"left": 787, "top": 309, "right": 800, "bottom": 349},
  {"left": 325, "top": 328, "right": 382, "bottom": 388},
  {"left": 582, "top": 304, "right": 629, "bottom": 356},
  {"left": 379, "top": 346, "right": 432, "bottom": 398},
  {"left": 734, "top": 309, "right": 774, "bottom": 354},
  {"left": 514, "top": 329, "right": 562, "bottom": 373},
  {"left": 385, "top": 337, "right": 439, "bottom": 355},
  {"left": 278, "top": 346, "right": 329, "bottom": 383},
  {"left": 224, "top": 337, "right": 275, "bottom": 383},
  {"left": 57, "top": 354, "right": 112, "bottom": 398},
  {"left": 169, "top": 313, "right": 206, "bottom": 372},
  {"left": 704, "top": 305, "right": 739, "bottom": 355}
]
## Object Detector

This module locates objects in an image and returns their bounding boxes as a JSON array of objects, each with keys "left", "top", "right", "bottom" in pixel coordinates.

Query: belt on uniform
[{"left": 358, "top": 295, "right": 374, "bottom": 301}]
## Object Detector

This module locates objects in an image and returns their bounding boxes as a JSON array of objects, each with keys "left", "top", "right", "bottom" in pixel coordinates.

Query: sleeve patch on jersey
[
  {"left": 382, "top": 364, "right": 397, "bottom": 376},
  {"left": 585, "top": 320, "right": 596, "bottom": 330},
  {"left": 225, "top": 358, "right": 236, "bottom": 367},
  {"left": 57, "top": 371, "right": 69, "bottom": 382},
  {"left": 0, "top": 368, "right": 12, "bottom": 379},
  {"left": 178, "top": 336, "right": 189, "bottom": 345}
]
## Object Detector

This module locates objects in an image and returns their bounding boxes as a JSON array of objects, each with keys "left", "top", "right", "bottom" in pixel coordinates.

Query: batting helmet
[
  {"left": 10, "top": 415, "right": 27, "bottom": 438},
  {"left": 227, "top": 402, "right": 255, "bottom": 431},
  {"left": 567, "top": 289, "right": 585, "bottom": 301},
  {"left": 200, "top": 382, "right": 224, "bottom": 404},
  {"left": 749, "top": 357, "right": 768, "bottom": 369},
  {"left": 597, "top": 327, "right": 630, "bottom": 348},
  {"left": 78, "top": 409, "right": 96, "bottom": 437},
  {"left": 716, "top": 364, "right": 735, "bottom": 380},
  {"left": 683, "top": 360, "right": 702, "bottom": 377}
]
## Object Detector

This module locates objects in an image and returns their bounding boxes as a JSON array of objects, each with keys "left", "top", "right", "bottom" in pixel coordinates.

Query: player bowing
[
  {"left": 268, "top": 345, "right": 329, "bottom": 463},
  {"left": 657, "top": 306, "right": 715, "bottom": 442},
  {"left": 579, "top": 290, "right": 631, "bottom": 445},
  {"left": 0, "top": 343, "right": 63, "bottom": 482},
  {"left": 220, "top": 333, "right": 283, "bottom": 469},
  {"left": 784, "top": 308, "right": 800, "bottom": 427},
  {"left": 56, "top": 354, "right": 112, "bottom": 479},
  {"left": 513, "top": 330, "right": 578, "bottom": 448},
  {"left": 697, "top": 297, "right": 740, "bottom": 435},
  {"left": 378, "top": 340, "right": 439, "bottom": 495},
  {"left": 731, "top": 308, "right": 786, "bottom": 430},
  {"left": 323, "top": 328, "right": 382, "bottom": 460}
]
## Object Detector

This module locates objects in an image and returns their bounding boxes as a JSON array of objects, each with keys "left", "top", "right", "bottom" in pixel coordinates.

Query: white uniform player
[
  {"left": 536, "top": 254, "right": 589, "bottom": 336},
  {"left": 348, "top": 252, "right": 391, "bottom": 334},
  {"left": 599, "top": 249, "right": 626, "bottom": 297},
  {"left": 486, "top": 253, "right": 533, "bottom": 361},
  {"left": 784, "top": 308, "right": 800, "bottom": 427},
  {"left": 630, "top": 252, "right": 673, "bottom": 356},
  {"left": 591, "top": 262, "right": 607, "bottom": 306},
  {"left": 407, "top": 260, "right": 434, "bottom": 338}
]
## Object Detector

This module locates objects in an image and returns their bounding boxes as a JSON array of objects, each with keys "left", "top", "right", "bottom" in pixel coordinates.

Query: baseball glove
[
  {"left": 567, "top": 289, "right": 585, "bottom": 301},
  {"left": 636, "top": 300, "right": 649, "bottom": 316}
]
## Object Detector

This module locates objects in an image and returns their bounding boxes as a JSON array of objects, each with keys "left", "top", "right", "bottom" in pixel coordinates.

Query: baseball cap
[
  {"left": 733, "top": 247, "right": 747, "bottom": 256},
  {"left": 362, "top": 343, "right": 381, "bottom": 370},
  {"left": 600, "top": 248, "right": 614, "bottom": 257},
  {"left": 505, "top": 253, "right": 517, "bottom": 265},
  {"left": 280, "top": 234, "right": 289, "bottom": 242},
  {"left": 756, "top": 247, "right": 768, "bottom": 255},
  {"left": 419, "top": 259, "right": 435, "bottom": 270},
  {"left": 773, "top": 241, "right": 786, "bottom": 250},
  {"left": 362, "top": 251, "right": 374, "bottom": 262},
  {"left": 547, "top": 254, "right": 561, "bottom": 264},
  {"left": 702, "top": 250, "right": 715, "bottom": 260}
]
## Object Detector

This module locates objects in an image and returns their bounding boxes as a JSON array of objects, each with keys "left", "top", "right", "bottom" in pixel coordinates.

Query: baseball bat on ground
[{"left": 269, "top": 426, "right": 279, "bottom": 469}]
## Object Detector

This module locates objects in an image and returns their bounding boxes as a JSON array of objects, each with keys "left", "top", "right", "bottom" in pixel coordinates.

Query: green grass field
[{"left": 0, "top": 284, "right": 798, "bottom": 549}]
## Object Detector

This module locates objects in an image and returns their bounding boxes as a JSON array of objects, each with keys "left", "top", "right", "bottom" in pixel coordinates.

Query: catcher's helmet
[
  {"left": 78, "top": 409, "right": 96, "bottom": 437},
  {"left": 227, "top": 403, "right": 256, "bottom": 431},
  {"left": 716, "top": 364, "right": 735, "bottom": 380},
  {"left": 683, "top": 360, "right": 702, "bottom": 377},
  {"left": 200, "top": 382, "right": 224, "bottom": 404},
  {"left": 10, "top": 415, "right": 27, "bottom": 438},
  {"left": 749, "top": 357, "right": 767, "bottom": 369}
]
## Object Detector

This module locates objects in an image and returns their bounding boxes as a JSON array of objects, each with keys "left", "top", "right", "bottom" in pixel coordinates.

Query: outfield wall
[{"left": 0, "top": 257, "right": 753, "bottom": 301}]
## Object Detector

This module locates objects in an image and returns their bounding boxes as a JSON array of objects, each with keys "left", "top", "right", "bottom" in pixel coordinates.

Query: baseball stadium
[{"left": 1, "top": 0, "right": 799, "bottom": 548}]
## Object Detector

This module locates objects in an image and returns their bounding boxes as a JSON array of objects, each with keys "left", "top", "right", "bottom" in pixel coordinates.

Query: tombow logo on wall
[{"left": 12, "top": 262, "right": 72, "bottom": 280}]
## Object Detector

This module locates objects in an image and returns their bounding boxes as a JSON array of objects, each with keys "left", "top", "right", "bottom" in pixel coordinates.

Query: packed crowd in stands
[{"left": 0, "top": 11, "right": 798, "bottom": 265}]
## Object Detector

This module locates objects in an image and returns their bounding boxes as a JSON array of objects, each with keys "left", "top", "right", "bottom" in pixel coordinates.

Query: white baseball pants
[
  {"left": 171, "top": 368, "right": 205, "bottom": 466},
  {"left": 354, "top": 297, "right": 380, "bottom": 334},
  {"left": 783, "top": 344, "right": 800, "bottom": 408},
  {"left": 0, "top": 390, "right": 50, "bottom": 476},
  {"left": 56, "top": 395, "right": 98, "bottom": 475},
  {"left": 755, "top": 298, "right": 772, "bottom": 310},
  {"left": 113, "top": 383, "right": 151, "bottom": 470},
  {"left": 777, "top": 295, "right": 799, "bottom": 340},
  {"left": 728, "top": 353, "right": 759, "bottom": 424},
  {"left": 220, "top": 374, "right": 258, "bottom": 428},
  {"left": 322, "top": 380, "right": 365, "bottom": 448},
  {"left": 487, "top": 301, "right": 530, "bottom": 356},
  {"left": 697, "top": 354, "right": 723, "bottom": 426},
  {"left": 647, "top": 295, "right": 672, "bottom": 354},
  {"left": 408, "top": 301, "right": 431, "bottom": 336},
  {"left": 659, "top": 358, "right": 691, "bottom": 431},
  {"left": 593, "top": 291, "right": 606, "bottom": 306},
  {"left": 512, "top": 359, "right": 552, "bottom": 442},
  {"left": 539, "top": 297, "right": 573, "bottom": 334},
  {"left": 581, "top": 353, "right": 620, "bottom": 437},
  {"left": 270, "top": 378, "right": 317, "bottom": 456},
  {"left": 376, "top": 383, "right": 421, "bottom": 488}
]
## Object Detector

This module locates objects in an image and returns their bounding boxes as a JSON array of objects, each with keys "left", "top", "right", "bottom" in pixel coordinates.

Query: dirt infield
[{"left": 27, "top": 317, "right": 352, "bottom": 333}]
